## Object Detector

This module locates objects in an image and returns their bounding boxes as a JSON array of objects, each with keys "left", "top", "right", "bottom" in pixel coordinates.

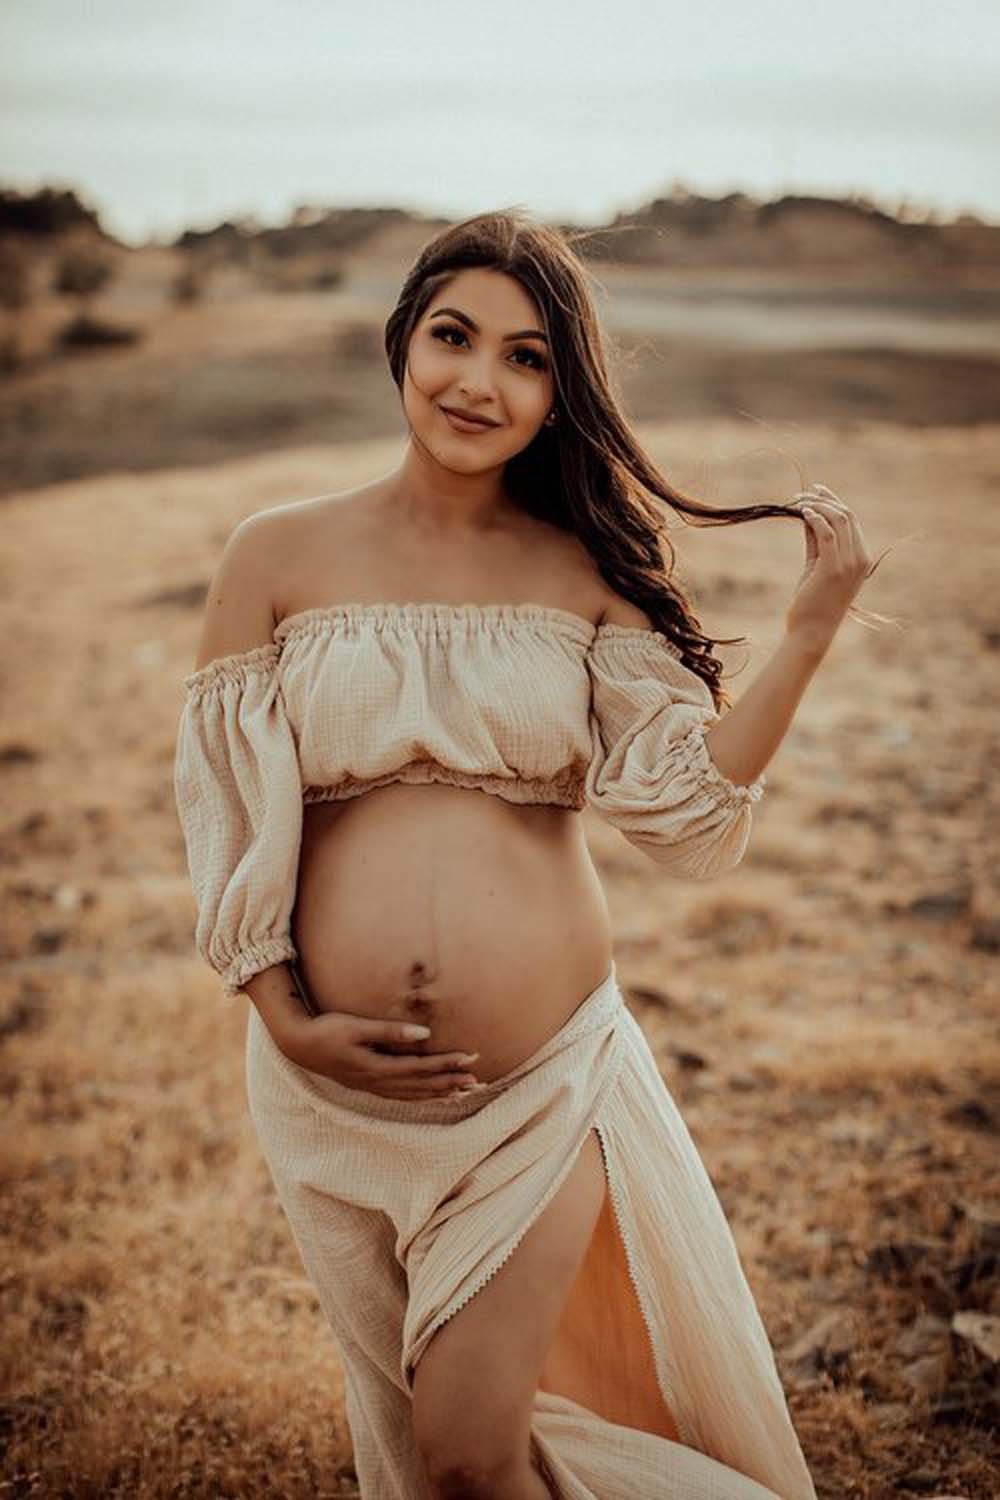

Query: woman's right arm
[
  {"left": 179, "top": 513, "right": 482, "bottom": 1097},
  {"left": 174, "top": 509, "right": 302, "bottom": 1001}
]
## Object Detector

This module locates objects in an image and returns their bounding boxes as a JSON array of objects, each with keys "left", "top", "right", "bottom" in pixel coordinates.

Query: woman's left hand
[{"left": 785, "top": 483, "right": 873, "bottom": 653}]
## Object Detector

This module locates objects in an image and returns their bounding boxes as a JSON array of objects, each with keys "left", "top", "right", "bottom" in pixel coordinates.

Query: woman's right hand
[{"left": 278, "top": 1010, "right": 482, "bottom": 1099}]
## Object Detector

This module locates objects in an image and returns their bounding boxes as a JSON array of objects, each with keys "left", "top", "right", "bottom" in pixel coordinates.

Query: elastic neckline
[
  {"left": 272, "top": 600, "right": 681, "bottom": 656},
  {"left": 273, "top": 600, "right": 599, "bottom": 647}
]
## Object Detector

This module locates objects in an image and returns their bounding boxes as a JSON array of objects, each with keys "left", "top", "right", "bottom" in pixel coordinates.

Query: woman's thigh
[{"left": 410, "top": 1128, "right": 607, "bottom": 1468}]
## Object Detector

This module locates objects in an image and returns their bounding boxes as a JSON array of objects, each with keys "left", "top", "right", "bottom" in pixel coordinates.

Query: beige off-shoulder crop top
[{"left": 173, "top": 602, "right": 766, "bottom": 998}]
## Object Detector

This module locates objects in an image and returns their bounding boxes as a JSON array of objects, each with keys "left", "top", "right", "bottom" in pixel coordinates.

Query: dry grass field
[{"left": 1, "top": 213, "right": 998, "bottom": 1497}]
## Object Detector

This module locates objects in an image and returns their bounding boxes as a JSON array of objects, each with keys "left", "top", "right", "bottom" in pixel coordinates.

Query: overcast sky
[{"left": 3, "top": 0, "right": 998, "bottom": 245}]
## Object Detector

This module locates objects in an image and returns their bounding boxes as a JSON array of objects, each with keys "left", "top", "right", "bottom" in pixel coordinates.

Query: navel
[{"left": 397, "top": 957, "right": 445, "bottom": 1019}]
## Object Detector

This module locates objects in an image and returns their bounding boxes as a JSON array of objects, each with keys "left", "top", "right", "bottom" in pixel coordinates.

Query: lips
[{"left": 440, "top": 405, "right": 500, "bottom": 430}]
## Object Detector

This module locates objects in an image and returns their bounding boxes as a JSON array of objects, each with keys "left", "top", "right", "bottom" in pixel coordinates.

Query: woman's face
[{"left": 402, "top": 267, "right": 555, "bottom": 470}]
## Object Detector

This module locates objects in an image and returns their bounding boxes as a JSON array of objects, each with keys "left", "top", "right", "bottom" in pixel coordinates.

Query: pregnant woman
[{"left": 174, "top": 210, "right": 877, "bottom": 1499}]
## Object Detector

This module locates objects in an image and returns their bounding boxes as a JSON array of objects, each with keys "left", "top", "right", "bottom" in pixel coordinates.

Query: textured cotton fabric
[
  {"left": 246, "top": 961, "right": 817, "bottom": 1499},
  {"left": 173, "top": 602, "right": 766, "bottom": 997},
  {"left": 173, "top": 599, "right": 812, "bottom": 1494}
]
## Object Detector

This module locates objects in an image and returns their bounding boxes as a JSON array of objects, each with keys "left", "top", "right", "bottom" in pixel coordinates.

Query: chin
[{"left": 435, "top": 449, "right": 502, "bottom": 473}]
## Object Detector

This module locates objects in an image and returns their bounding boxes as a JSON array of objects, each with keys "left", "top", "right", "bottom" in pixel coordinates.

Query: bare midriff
[{"left": 291, "top": 779, "right": 615, "bottom": 1084}]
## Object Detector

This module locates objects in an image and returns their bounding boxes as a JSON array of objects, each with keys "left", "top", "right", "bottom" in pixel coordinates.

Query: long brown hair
[{"left": 384, "top": 207, "right": 890, "bottom": 710}]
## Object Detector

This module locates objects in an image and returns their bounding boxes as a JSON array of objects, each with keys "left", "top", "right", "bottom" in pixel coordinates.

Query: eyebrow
[{"left": 428, "top": 306, "right": 549, "bottom": 344}]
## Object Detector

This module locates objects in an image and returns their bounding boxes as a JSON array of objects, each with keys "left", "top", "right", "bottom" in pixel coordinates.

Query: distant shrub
[
  {"left": 312, "top": 265, "right": 344, "bottom": 289},
  {"left": 54, "top": 313, "right": 141, "bottom": 350},
  {"left": 255, "top": 256, "right": 345, "bottom": 292},
  {"left": 171, "top": 259, "right": 209, "bottom": 304},
  {"left": 0, "top": 239, "right": 32, "bottom": 310},
  {"left": 53, "top": 244, "right": 114, "bottom": 299}
]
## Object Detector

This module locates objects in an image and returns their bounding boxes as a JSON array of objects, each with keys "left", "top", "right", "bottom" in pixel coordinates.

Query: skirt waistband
[{"left": 249, "top": 960, "right": 624, "bottom": 1125}]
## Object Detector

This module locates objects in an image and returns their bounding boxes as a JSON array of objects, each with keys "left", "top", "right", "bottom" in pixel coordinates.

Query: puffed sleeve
[
  {"left": 584, "top": 624, "right": 766, "bottom": 880},
  {"left": 173, "top": 643, "right": 303, "bottom": 998}
]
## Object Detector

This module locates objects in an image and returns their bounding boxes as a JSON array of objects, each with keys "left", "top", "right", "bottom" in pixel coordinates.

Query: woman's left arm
[{"left": 704, "top": 486, "right": 874, "bottom": 787}]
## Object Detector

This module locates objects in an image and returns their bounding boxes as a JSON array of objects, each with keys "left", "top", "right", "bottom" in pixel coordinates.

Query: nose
[
  {"left": 457, "top": 351, "right": 500, "bottom": 400},
  {"left": 458, "top": 378, "right": 495, "bottom": 405}
]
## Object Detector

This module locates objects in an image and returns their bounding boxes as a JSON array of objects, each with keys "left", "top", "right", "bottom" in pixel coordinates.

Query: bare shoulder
[
  {"left": 191, "top": 511, "right": 277, "bottom": 671},
  {"left": 262, "top": 480, "right": 384, "bottom": 562},
  {"left": 190, "top": 489, "right": 361, "bottom": 671},
  {"left": 513, "top": 519, "right": 609, "bottom": 626},
  {"left": 246, "top": 482, "right": 372, "bottom": 544},
  {"left": 534, "top": 523, "right": 655, "bottom": 630},
  {"left": 597, "top": 591, "right": 655, "bottom": 630}
]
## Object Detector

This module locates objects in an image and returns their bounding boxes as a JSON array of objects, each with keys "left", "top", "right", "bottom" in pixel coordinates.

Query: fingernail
[
  {"left": 461, "top": 1052, "right": 480, "bottom": 1061},
  {"left": 405, "top": 1025, "right": 432, "bottom": 1038}
]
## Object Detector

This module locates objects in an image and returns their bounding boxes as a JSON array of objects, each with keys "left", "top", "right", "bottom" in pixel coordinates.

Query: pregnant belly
[{"left": 290, "top": 781, "right": 614, "bottom": 1083}]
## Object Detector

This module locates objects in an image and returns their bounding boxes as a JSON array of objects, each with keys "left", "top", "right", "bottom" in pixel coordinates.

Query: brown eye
[
  {"left": 513, "top": 347, "right": 547, "bottom": 371},
  {"left": 430, "top": 324, "right": 547, "bottom": 373},
  {"left": 430, "top": 324, "right": 467, "bottom": 348}
]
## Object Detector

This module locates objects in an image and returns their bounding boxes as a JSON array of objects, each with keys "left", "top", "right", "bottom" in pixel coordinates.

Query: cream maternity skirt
[{"left": 245, "top": 961, "right": 817, "bottom": 1500}]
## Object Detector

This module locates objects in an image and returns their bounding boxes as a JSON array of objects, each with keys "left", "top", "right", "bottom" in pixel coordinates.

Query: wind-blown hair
[{"left": 384, "top": 207, "right": 889, "bottom": 710}]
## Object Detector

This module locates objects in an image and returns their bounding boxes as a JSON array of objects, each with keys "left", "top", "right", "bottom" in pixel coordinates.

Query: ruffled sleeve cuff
[
  {"left": 681, "top": 721, "right": 767, "bottom": 808},
  {"left": 219, "top": 935, "right": 299, "bottom": 999}
]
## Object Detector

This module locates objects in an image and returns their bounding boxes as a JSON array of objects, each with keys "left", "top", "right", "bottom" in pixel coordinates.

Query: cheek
[
  {"left": 406, "top": 337, "right": 450, "bottom": 392},
  {"left": 509, "top": 383, "right": 551, "bottom": 425}
]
